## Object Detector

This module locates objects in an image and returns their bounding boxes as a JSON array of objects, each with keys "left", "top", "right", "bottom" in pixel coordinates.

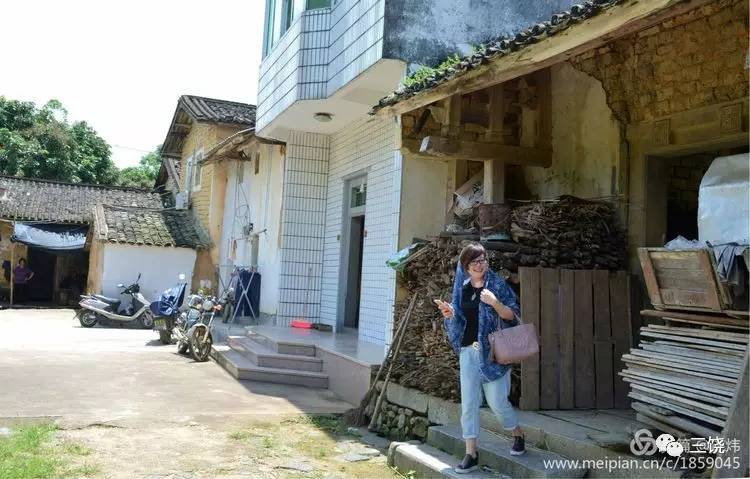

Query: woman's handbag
[{"left": 488, "top": 317, "right": 539, "bottom": 365}]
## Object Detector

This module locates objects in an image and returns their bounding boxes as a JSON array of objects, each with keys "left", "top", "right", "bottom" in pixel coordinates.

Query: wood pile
[
  {"left": 392, "top": 239, "right": 462, "bottom": 401},
  {"left": 510, "top": 195, "right": 626, "bottom": 270},
  {"left": 621, "top": 317, "right": 748, "bottom": 438}
]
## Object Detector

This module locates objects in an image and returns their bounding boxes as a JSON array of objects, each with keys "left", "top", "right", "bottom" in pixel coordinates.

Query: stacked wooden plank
[
  {"left": 519, "top": 267, "right": 632, "bottom": 410},
  {"left": 622, "top": 319, "right": 748, "bottom": 438}
]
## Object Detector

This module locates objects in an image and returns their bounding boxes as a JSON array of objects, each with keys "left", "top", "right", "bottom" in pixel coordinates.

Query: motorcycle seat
[{"left": 92, "top": 294, "right": 121, "bottom": 307}]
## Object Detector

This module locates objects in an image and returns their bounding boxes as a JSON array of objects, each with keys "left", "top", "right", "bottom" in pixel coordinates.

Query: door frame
[{"left": 336, "top": 171, "right": 368, "bottom": 332}]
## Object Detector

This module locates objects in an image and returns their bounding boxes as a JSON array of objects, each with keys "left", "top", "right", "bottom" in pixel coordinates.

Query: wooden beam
[
  {"left": 408, "top": 136, "right": 551, "bottom": 167},
  {"left": 441, "top": 95, "right": 463, "bottom": 138},
  {"left": 483, "top": 159, "right": 505, "bottom": 203},
  {"left": 485, "top": 84, "right": 505, "bottom": 142},
  {"left": 375, "top": 0, "right": 714, "bottom": 116}
]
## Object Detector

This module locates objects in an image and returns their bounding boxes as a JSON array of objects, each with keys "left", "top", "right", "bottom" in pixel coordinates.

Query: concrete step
[
  {"left": 246, "top": 331, "right": 317, "bottom": 357},
  {"left": 389, "top": 441, "right": 502, "bottom": 479},
  {"left": 427, "top": 425, "right": 586, "bottom": 478},
  {"left": 228, "top": 336, "right": 323, "bottom": 372},
  {"left": 211, "top": 345, "right": 328, "bottom": 389}
]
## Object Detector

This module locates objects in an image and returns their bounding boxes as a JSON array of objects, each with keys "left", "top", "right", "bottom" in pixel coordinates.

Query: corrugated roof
[
  {"left": 93, "top": 205, "right": 209, "bottom": 249},
  {"left": 373, "top": 0, "right": 624, "bottom": 112},
  {"left": 0, "top": 176, "right": 163, "bottom": 224}
]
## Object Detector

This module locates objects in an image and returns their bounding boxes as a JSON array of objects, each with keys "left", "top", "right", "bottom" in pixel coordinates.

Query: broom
[{"left": 344, "top": 294, "right": 418, "bottom": 427}]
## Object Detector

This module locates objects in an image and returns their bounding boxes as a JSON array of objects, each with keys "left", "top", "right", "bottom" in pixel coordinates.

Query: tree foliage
[
  {"left": 0, "top": 96, "right": 119, "bottom": 185},
  {"left": 116, "top": 146, "right": 161, "bottom": 188}
]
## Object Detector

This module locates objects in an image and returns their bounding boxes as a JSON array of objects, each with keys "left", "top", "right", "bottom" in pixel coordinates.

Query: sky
[{"left": 1, "top": 0, "right": 265, "bottom": 168}]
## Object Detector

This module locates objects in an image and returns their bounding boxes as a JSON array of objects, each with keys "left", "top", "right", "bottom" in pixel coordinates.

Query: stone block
[
  {"left": 385, "top": 382, "right": 429, "bottom": 413},
  {"left": 426, "top": 395, "right": 460, "bottom": 426}
]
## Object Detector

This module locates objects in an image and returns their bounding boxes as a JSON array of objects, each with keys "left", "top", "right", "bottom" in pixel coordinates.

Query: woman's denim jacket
[{"left": 443, "top": 263, "right": 521, "bottom": 382}]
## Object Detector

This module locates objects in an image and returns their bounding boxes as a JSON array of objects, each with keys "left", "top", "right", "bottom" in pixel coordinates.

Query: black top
[{"left": 460, "top": 282, "right": 482, "bottom": 347}]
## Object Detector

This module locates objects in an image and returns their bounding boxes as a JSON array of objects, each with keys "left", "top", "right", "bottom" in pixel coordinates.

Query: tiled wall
[
  {"left": 256, "top": 0, "right": 385, "bottom": 131},
  {"left": 320, "top": 116, "right": 400, "bottom": 345},
  {"left": 276, "top": 131, "right": 330, "bottom": 325}
]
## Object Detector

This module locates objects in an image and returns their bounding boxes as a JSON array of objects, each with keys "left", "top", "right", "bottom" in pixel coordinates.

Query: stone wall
[{"left": 570, "top": 0, "right": 748, "bottom": 125}]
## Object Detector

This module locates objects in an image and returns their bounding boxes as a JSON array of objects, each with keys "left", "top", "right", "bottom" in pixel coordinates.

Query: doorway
[
  {"left": 26, "top": 248, "right": 55, "bottom": 303},
  {"left": 338, "top": 175, "right": 367, "bottom": 331}
]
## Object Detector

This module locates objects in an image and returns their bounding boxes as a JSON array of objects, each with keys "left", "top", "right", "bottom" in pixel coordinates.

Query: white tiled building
[{"left": 257, "top": 0, "right": 577, "bottom": 345}]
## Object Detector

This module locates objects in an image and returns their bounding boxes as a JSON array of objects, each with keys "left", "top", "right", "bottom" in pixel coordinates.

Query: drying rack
[{"left": 217, "top": 264, "right": 258, "bottom": 324}]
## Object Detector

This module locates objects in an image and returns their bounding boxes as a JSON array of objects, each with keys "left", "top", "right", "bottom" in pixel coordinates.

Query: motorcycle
[
  {"left": 77, "top": 274, "right": 154, "bottom": 329},
  {"left": 150, "top": 282, "right": 187, "bottom": 345},
  {"left": 168, "top": 288, "right": 233, "bottom": 362}
]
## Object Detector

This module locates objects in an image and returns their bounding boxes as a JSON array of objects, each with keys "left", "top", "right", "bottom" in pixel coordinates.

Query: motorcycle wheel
[
  {"left": 177, "top": 340, "right": 190, "bottom": 355},
  {"left": 158, "top": 330, "right": 172, "bottom": 345},
  {"left": 78, "top": 311, "right": 98, "bottom": 328},
  {"left": 190, "top": 327, "right": 212, "bottom": 362},
  {"left": 137, "top": 310, "right": 154, "bottom": 329}
]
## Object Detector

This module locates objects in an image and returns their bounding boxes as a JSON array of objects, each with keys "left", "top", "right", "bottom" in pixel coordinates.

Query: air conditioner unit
[{"left": 174, "top": 192, "right": 188, "bottom": 210}]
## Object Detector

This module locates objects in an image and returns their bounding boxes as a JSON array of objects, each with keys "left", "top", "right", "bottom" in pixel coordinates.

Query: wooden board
[
  {"left": 628, "top": 391, "right": 726, "bottom": 428},
  {"left": 622, "top": 355, "right": 739, "bottom": 384},
  {"left": 558, "top": 269, "right": 575, "bottom": 409},
  {"left": 610, "top": 271, "right": 631, "bottom": 409},
  {"left": 640, "top": 331, "right": 748, "bottom": 351},
  {"left": 633, "top": 402, "right": 721, "bottom": 437},
  {"left": 519, "top": 267, "right": 540, "bottom": 410},
  {"left": 593, "top": 269, "right": 614, "bottom": 409},
  {"left": 629, "top": 384, "right": 729, "bottom": 419},
  {"left": 540, "top": 268, "right": 560, "bottom": 409},
  {"left": 621, "top": 366, "right": 736, "bottom": 396},
  {"left": 574, "top": 270, "right": 596, "bottom": 409},
  {"left": 621, "top": 375, "right": 732, "bottom": 407},
  {"left": 638, "top": 248, "right": 726, "bottom": 312},
  {"left": 641, "top": 308, "right": 750, "bottom": 329}
]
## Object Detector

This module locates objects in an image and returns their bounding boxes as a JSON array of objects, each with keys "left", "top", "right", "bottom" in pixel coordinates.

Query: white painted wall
[
  {"left": 321, "top": 116, "right": 400, "bottom": 345},
  {"left": 100, "top": 244, "right": 196, "bottom": 305},
  {"left": 218, "top": 146, "right": 284, "bottom": 315}
]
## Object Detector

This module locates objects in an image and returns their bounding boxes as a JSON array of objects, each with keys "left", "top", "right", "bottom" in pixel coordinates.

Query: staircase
[
  {"left": 211, "top": 333, "right": 329, "bottom": 389},
  {"left": 390, "top": 424, "right": 587, "bottom": 478}
]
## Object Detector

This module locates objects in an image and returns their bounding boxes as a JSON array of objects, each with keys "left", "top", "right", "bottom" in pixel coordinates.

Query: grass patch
[{"left": 0, "top": 423, "right": 97, "bottom": 479}]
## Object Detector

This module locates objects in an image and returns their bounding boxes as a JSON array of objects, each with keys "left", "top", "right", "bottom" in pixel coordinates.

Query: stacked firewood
[
  {"left": 621, "top": 320, "right": 748, "bottom": 438},
  {"left": 392, "top": 239, "right": 462, "bottom": 401},
  {"left": 510, "top": 195, "right": 626, "bottom": 270}
]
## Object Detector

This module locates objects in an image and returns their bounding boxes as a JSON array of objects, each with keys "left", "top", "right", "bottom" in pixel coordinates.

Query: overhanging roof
[
  {"left": 373, "top": 0, "right": 712, "bottom": 116},
  {"left": 160, "top": 95, "right": 257, "bottom": 159}
]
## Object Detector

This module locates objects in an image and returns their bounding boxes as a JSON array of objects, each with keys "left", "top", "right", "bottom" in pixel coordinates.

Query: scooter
[
  {"left": 150, "top": 282, "right": 187, "bottom": 345},
  {"left": 77, "top": 273, "right": 154, "bottom": 329}
]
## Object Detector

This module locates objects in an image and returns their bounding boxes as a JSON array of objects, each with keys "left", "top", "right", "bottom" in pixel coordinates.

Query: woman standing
[
  {"left": 434, "top": 243, "right": 525, "bottom": 474},
  {"left": 13, "top": 258, "right": 34, "bottom": 304}
]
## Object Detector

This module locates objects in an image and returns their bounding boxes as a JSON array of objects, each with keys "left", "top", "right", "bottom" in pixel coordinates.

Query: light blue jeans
[{"left": 459, "top": 345, "right": 519, "bottom": 439}]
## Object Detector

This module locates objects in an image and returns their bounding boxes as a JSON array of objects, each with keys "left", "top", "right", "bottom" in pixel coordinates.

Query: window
[
  {"left": 307, "top": 0, "right": 330, "bottom": 8},
  {"left": 192, "top": 150, "right": 204, "bottom": 190},
  {"left": 263, "top": 0, "right": 296, "bottom": 57},
  {"left": 350, "top": 182, "right": 367, "bottom": 208}
]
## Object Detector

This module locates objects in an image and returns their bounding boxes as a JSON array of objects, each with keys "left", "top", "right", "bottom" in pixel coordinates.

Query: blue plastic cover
[
  {"left": 150, "top": 283, "right": 187, "bottom": 316},
  {"left": 12, "top": 223, "right": 88, "bottom": 251}
]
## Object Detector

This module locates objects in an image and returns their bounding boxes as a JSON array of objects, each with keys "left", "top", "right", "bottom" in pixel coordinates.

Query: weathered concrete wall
[
  {"left": 383, "top": 0, "right": 577, "bottom": 68},
  {"left": 398, "top": 154, "right": 450, "bottom": 249},
  {"left": 219, "top": 144, "right": 285, "bottom": 315},
  {"left": 520, "top": 63, "right": 623, "bottom": 200},
  {"left": 179, "top": 122, "right": 245, "bottom": 289},
  {"left": 570, "top": 0, "right": 748, "bottom": 124}
]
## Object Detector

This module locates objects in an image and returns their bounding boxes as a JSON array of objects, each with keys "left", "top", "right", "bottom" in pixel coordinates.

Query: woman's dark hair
[
  {"left": 459, "top": 243, "right": 486, "bottom": 272},
  {"left": 18, "top": 258, "right": 26, "bottom": 265}
]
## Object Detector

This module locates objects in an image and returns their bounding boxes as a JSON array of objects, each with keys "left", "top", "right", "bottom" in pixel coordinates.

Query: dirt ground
[{"left": 0, "top": 309, "right": 402, "bottom": 479}]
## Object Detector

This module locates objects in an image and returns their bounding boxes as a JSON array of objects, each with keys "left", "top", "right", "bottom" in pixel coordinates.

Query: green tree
[
  {"left": 116, "top": 146, "right": 161, "bottom": 188},
  {"left": 0, "top": 96, "right": 118, "bottom": 184}
]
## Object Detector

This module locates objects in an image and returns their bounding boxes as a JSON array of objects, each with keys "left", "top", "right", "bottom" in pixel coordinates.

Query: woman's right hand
[{"left": 433, "top": 299, "right": 454, "bottom": 319}]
